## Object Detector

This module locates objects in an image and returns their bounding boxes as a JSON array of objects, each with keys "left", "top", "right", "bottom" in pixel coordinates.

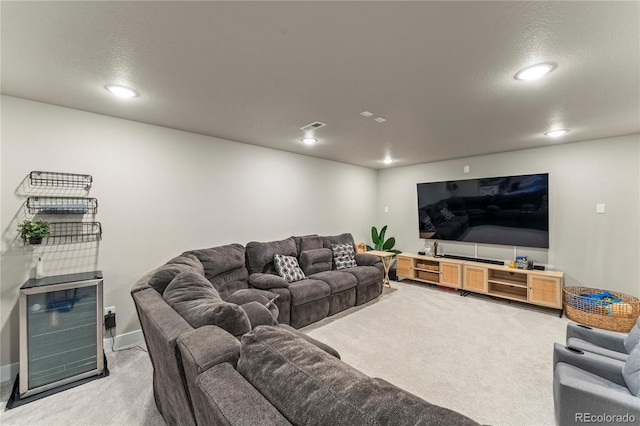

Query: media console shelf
[{"left": 397, "top": 252, "right": 564, "bottom": 314}]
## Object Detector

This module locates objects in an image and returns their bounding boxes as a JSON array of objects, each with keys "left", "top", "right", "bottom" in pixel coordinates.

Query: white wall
[
  {"left": 377, "top": 134, "right": 640, "bottom": 296},
  {"left": 0, "top": 96, "right": 378, "bottom": 368},
  {"left": 3, "top": 95, "right": 638, "bottom": 373}
]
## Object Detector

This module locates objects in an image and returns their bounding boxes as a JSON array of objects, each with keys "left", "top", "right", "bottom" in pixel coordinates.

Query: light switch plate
[{"left": 596, "top": 203, "right": 606, "bottom": 214}]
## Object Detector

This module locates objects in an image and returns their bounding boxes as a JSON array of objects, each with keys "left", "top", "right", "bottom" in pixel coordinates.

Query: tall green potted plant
[
  {"left": 367, "top": 225, "right": 402, "bottom": 254},
  {"left": 368, "top": 225, "right": 402, "bottom": 280},
  {"left": 18, "top": 220, "right": 51, "bottom": 245}
]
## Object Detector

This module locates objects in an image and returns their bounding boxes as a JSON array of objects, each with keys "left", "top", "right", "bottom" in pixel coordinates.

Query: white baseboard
[
  {"left": 1, "top": 362, "right": 19, "bottom": 383},
  {"left": 1, "top": 329, "right": 145, "bottom": 383},
  {"left": 103, "top": 328, "right": 145, "bottom": 353}
]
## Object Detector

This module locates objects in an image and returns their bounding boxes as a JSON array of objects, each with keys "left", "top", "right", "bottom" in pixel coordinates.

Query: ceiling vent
[{"left": 300, "top": 121, "right": 327, "bottom": 131}]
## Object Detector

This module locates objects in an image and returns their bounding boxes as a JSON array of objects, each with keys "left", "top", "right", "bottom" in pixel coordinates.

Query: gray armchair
[
  {"left": 553, "top": 343, "right": 640, "bottom": 425},
  {"left": 566, "top": 318, "right": 640, "bottom": 362}
]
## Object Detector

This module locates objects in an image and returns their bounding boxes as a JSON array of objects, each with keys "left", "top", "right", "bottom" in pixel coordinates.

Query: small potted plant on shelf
[{"left": 17, "top": 220, "right": 51, "bottom": 245}]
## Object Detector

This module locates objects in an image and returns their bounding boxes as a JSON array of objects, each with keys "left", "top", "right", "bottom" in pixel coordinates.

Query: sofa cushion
[
  {"left": 240, "top": 302, "right": 278, "bottom": 328},
  {"left": 225, "top": 288, "right": 278, "bottom": 305},
  {"left": 343, "top": 265, "right": 383, "bottom": 286},
  {"left": 225, "top": 289, "right": 279, "bottom": 320},
  {"left": 148, "top": 264, "right": 201, "bottom": 294},
  {"left": 298, "top": 248, "right": 332, "bottom": 275},
  {"left": 288, "top": 279, "right": 331, "bottom": 306},
  {"left": 216, "top": 279, "right": 250, "bottom": 299},
  {"left": 246, "top": 238, "right": 298, "bottom": 274},
  {"left": 209, "top": 268, "right": 250, "bottom": 294},
  {"left": 309, "top": 270, "right": 357, "bottom": 293},
  {"left": 186, "top": 244, "right": 246, "bottom": 281},
  {"left": 273, "top": 254, "right": 307, "bottom": 283},
  {"left": 331, "top": 243, "right": 357, "bottom": 270},
  {"left": 322, "top": 232, "right": 356, "bottom": 250},
  {"left": 163, "top": 271, "right": 250, "bottom": 336},
  {"left": 293, "top": 235, "right": 324, "bottom": 253},
  {"left": 623, "top": 345, "right": 640, "bottom": 396},
  {"left": 185, "top": 245, "right": 249, "bottom": 293},
  {"left": 166, "top": 254, "right": 205, "bottom": 275},
  {"left": 238, "top": 326, "right": 478, "bottom": 426}
]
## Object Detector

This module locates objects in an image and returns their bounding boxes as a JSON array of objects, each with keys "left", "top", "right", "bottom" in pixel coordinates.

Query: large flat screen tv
[{"left": 417, "top": 173, "right": 549, "bottom": 248}]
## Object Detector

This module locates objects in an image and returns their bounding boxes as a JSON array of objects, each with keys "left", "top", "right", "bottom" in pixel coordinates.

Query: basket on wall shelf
[{"left": 563, "top": 286, "right": 640, "bottom": 332}]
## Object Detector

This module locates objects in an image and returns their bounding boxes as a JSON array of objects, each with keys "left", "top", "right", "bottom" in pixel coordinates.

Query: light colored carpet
[
  {"left": 303, "top": 280, "right": 568, "bottom": 426},
  {"left": 0, "top": 346, "right": 164, "bottom": 426},
  {"left": 0, "top": 280, "right": 568, "bottom": 425}
]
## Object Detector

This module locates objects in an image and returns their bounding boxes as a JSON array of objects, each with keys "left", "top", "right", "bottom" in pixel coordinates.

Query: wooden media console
[{"left": 396, "top": 252, "right": 564, "bottom": 313}]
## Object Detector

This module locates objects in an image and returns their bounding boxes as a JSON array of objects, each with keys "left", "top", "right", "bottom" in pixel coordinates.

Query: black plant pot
[{"left": 28, "top": 237, "right": 43, "bottom": 245}]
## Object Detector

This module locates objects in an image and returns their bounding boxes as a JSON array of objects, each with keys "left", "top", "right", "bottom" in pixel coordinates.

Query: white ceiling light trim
[
  {"left": 382, "top": 156, "right": 393, "bottom": 164},
  {"left": 544, "top": 129, "right": 569, "bottom": 137},
  {"left": 301, "top": 137, "right": 317, "bottom": 145},
  {"left": 104, "top": 84, "right": 139, "bottom": 98},
  {"left": 514, "top": 63, "right": 556, "bottom": 81}
]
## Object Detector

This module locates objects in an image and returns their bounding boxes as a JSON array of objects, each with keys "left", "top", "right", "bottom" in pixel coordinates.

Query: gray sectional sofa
[
  {"left": 131, "top": 232, "right": 478, "bottom": 425},
  {"left": 245, "top": 233, "right": 384, "bottom": 328}
]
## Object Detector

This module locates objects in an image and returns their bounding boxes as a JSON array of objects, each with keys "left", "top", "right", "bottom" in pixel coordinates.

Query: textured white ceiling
[{"left": 2, "top": 1, "right": 639, "bottom": 169}]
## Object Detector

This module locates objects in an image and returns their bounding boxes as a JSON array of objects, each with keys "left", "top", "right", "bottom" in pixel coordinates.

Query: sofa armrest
[
  {"left": 299, "top": 248, "right": 332, "bottom": 275},
  {"left": 566, "top": 322, "right": 627, "bottom": 353},
  {"left": 554, "top": 363, "right": 640, "bottom": 425},
  {"left": 132, "top": 288, "right": 197, "bottom": 425},
  {"left": 178, "top": 325, "right": 242, "bottom": 382},
  {"left": 192, "top": 363, "right": 292, "bottom": 426},
  {"left": 553, "top": 343, "right": 626, "bottom": 387},
  {"left": 249, "top": 273, "right": 289, "bottom": 289},
  {"left": 241, "top": 301, "right": 278, "bottom": 328},
  {"left": 355, "top": 253, "right": 382, "bottom": 266}
]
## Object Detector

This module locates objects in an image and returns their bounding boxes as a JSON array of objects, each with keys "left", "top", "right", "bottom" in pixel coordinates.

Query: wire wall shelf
[
  {"left": 29, "top": 171, "right": 92, "bottom": 188},
  {"left": 24, "top": 222, "right": 102, "bottom": 246},
  {"left": 27, "top": 197, "right": 98, "bottom": 215}
]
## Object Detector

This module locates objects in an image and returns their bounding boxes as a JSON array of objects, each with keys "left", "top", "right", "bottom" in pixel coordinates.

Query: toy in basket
[{"left": 563, "top": 286, "right": 640, "bottom": 332}]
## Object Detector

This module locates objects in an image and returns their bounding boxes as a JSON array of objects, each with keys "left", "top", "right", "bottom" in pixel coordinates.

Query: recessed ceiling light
[
  {"left": 374, "top": 117, "right": 387, "bottom": 123},
  {"left": 360, "top": 111, "right": 374, "bottom": 117},
  {"left": 301, "top": 137, "right": 317, "bottom": 145},
  {"left": 545, "top": 129, "right": 569, "bottom": 137},
  {"left": 105, "top": 84, "right": 139, "bottom": 98},
  {"left": 514, "top": 63, "right": 556, "bottom": 81},
  {"left": 382, "top": 156, "right": 393, "bottom": 164}
]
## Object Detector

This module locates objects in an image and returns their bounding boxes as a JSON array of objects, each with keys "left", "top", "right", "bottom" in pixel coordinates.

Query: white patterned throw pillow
[
  {"left": 331, "top": 243, "right": 357, "bottom": 270},
  {"left": 273, "top": 254, "right": 307, "bottom": 283}
]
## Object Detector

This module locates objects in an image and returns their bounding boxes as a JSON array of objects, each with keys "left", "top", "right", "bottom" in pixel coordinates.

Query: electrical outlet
[
  {"left": 104, "top": 312, "right": 116, "bottom": 330},
  {"left": 104, "top": 306, "right": 115, "bottom": 316}
]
